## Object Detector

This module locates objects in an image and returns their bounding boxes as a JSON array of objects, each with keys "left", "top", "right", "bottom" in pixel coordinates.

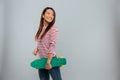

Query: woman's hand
[
  {"left": 45, "top": 60, "right": 52, "bottom": 70},
  {"left": 32, "top": 48, "right": 38, "bottom": 55}
]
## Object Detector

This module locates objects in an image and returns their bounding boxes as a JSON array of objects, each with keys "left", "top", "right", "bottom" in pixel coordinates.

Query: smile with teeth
[
  {"left": 47, "top": 18, "right": 52, "bottom": 21},
  {"left": 48, "top": 17, "right": 52, "bottom": 20}
]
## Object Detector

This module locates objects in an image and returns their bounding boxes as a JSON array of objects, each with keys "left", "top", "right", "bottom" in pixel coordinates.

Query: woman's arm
[
  {"left": 46, "top": 27, "right": 58, "bottom": 70},
  {"left": 46, "top": 53, "right": 53, "bottom": 70}
]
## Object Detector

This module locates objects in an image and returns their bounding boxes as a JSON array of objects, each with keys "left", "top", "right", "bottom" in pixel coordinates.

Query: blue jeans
[{"left": 38, "top": 67, "right": 62, "bottom": 80}]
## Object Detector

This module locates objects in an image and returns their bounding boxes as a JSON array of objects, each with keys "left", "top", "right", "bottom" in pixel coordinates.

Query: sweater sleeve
[{"left": 48, "top": 27, "right": 58, "bottom": 55}]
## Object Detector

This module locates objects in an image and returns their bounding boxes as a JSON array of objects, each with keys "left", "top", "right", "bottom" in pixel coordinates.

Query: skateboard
[{"left": 30, "top": 57, "right": 67, "bottom": 69}]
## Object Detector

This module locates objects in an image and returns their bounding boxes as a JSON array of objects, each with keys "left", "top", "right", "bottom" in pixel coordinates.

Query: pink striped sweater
[{"left": 37, "top": 26, "right": 58, "bottom": 58}]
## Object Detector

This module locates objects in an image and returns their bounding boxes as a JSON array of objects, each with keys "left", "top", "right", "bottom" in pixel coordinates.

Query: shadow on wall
[{"left": 115, "top": 0, "right": 120, "bottom": 79}]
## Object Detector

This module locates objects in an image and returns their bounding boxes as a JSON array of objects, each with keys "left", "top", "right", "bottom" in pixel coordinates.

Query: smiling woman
[{"left": 32, "top": 7, "right": 62, "bottom": 80}]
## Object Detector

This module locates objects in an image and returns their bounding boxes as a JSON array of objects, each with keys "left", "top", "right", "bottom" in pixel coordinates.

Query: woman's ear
[{"left": 42, "top": 15, "right": 44, "bottom": 18}]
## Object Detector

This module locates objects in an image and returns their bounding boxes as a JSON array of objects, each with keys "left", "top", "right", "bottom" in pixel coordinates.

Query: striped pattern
[{"left": 37, "top": 26, "right": 58, "bottom": 58}]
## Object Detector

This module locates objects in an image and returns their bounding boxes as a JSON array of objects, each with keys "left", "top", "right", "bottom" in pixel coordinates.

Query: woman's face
[{"left": 43, "top": 9, "right": 54, "bottom": 23}]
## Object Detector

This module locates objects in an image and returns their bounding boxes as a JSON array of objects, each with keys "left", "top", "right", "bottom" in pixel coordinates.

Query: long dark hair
[{"left": 35, "top": 7, "right": 56, "bottom": 40}]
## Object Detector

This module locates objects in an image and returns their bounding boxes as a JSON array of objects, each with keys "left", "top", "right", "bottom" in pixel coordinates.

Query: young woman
[{"left": 33, "top": 7, "right": 62, "bottom": 80}]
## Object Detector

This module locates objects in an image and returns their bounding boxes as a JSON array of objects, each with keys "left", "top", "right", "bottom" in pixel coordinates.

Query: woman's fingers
[
  {"left": 32, "top": 48, "right": 38, "bottom": 55},
  {"left": 45, "top": 63, "right": 52, "bottom": 70}
]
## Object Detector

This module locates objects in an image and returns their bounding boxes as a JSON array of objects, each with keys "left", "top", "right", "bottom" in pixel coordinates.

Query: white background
[{"left": 0, "top": 0, "right": 120, "bottom": 80}]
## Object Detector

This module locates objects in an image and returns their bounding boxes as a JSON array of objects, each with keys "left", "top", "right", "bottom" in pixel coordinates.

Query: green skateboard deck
[{"left": 30, "top": 57, "right": 67, "bottom": 69}]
